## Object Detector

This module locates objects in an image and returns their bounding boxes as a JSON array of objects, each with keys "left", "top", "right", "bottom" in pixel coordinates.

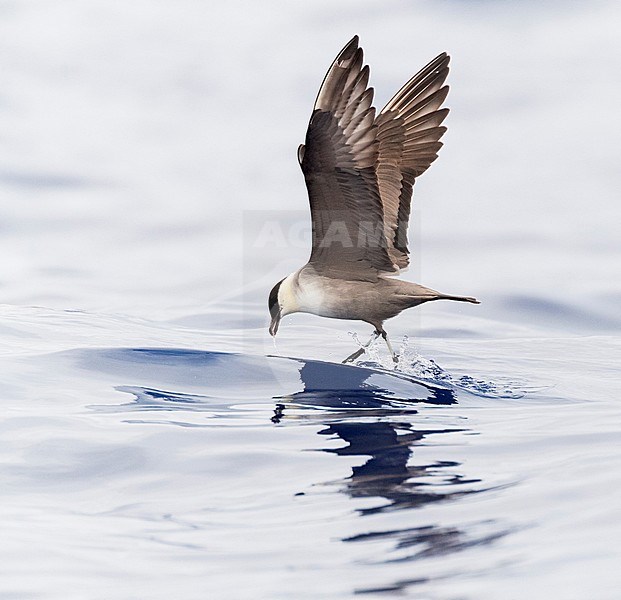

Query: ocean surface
[{"left": 1, "top": 2, "right": 620, "bottom": 599}]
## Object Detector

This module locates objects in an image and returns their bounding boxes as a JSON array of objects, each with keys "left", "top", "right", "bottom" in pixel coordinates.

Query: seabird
[{"left": 268, "top": 36, "right": 479, "bottom": 363}]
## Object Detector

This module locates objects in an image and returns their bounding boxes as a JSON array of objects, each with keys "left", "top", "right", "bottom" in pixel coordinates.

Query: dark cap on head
[
  {"left": 268, "top": 279, "right": 284, "bottom": 319},
  {"left": 268, "top": 278, "right": 284, "bottom": 336}
]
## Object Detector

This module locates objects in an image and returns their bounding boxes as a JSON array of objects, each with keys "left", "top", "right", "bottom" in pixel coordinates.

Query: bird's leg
[
  {"left": 342, "top": 330, "right": 381, "bottom": 364},
  {"left": 379, "top": 329, "right": 399, "bottom": 364}
]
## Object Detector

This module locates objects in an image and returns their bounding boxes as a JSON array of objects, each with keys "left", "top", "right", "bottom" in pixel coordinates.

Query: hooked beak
[{"left": 269, "top": 310, "right": 281, "bottom": 337}]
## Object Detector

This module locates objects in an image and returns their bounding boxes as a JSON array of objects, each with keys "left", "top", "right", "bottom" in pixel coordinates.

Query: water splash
[
  {"left": 352, "top": 334, "right": 535, "bottom": 399},
  {"left": 349, "top": 331, "right": 384, "bottom": 368}
]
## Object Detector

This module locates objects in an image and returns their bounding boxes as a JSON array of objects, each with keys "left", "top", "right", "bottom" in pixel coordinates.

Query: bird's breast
[
  {"left": 296, "top": 277, "right": 333, "bottom": 316},
  {"left": 295, "top": 272, "right": 379, "bottom": 320}
]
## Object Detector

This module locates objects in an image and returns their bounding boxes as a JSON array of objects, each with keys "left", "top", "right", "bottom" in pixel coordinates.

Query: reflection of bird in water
[
  {"left": 319, "top": 421, "right": 478, "bottom": 515},
  {"left": 268, "top": 36, "right": 479, "bottom": 363},
  {"left": 270, "top": 356, "right": 455, "bottom": 423},
  {"left": 272, "top": 359, "right": 509, "bottom": 576},
  {"left": 272, "top": 360, "right": 478, "bottom": 514}
]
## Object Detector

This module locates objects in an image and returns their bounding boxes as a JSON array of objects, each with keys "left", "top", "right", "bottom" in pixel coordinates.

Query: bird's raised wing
[
  {"left": 376, "top": 53, "right": 450, "bottom": 270},
  {"left": 299, "top": 36, "right": 396, "bottom": 282}
]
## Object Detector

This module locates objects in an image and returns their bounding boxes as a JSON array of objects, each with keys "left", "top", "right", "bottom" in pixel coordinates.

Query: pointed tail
[{"left": 439, "top": 294, "right": 480, "bottom": 304}]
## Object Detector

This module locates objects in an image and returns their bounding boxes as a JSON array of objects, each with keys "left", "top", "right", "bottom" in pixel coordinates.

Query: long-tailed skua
[{"left": 268, "top": 36, "right": 479, "bottom": 363}]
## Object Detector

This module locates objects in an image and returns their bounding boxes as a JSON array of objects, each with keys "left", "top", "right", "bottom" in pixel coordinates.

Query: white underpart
[
  {"left": 297, "top": 279, "right": 328, "bottom": 315},
  {"left": 278, "top": 273, "right": 301, "bottom": 315},
  {"left": 279, "top": 271, "right": 328, "bottom": 317}
]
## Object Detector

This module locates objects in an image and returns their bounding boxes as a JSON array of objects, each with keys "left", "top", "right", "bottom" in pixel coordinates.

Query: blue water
[{"left": 1, "top": 2, "right": 621, "bottom": 599}]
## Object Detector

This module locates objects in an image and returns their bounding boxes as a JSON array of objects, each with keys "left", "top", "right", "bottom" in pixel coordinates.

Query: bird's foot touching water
[
  {"left": 380, "top": 330, "right": 400, "bottom": 364},
  {"left": 348, "top": 334, "right": 536, "bottom": 399},
  {"left": 342, "top": 330, "right": 380, "bottom": 363},
  {"left": 344, "top": 330, "right": 398, "bottom": 364}
]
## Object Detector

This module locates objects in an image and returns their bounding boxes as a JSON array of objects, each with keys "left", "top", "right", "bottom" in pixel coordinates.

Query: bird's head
[{"left": 268, "top": 275, "right": 296, "bottom": 336}]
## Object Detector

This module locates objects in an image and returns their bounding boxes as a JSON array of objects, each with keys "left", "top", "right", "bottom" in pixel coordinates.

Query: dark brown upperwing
[
  {"left": 300, "top": 36, "right": 396, "bottom": 281},
  {"left": 376, "top": 53, "right": 450, "bottom": 270}
]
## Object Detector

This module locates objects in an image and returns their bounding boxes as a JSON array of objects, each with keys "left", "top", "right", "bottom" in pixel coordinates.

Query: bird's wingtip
[{"left": 338, "top": 35, "right": 360, "bottom": 59}]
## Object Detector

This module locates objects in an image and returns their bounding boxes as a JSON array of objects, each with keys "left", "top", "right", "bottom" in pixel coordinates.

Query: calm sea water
[{"left": 1, "top": 2, "right": 620, "bottom": 599}]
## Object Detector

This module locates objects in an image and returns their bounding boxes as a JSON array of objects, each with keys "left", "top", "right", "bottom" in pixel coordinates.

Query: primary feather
[{"left": 300, "top": 36, "right": 450, "bottom": 279}]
